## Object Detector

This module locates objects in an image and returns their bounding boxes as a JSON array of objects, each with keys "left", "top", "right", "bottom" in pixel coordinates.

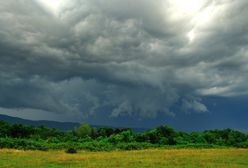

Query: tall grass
[{"left": 0, "top": 148, "right": 247, "bottom": 168}]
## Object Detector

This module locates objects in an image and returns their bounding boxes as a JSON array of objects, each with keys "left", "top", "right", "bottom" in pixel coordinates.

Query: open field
[{"left": 0, "top": 148, "right": 248, "bottom": 168}]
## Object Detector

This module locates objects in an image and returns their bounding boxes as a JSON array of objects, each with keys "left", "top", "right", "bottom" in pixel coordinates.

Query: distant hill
[
  {"left": 0, "top": 114, "right": 80, "bottom": 130},
  {"left": 0, "top": 114, "right": 145, "bottom": 132}
]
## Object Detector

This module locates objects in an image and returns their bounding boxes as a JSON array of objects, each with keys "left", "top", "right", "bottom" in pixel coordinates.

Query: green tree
[
  {"left": 156, "top": 126, "right": 177, "bottom": 145},
  {"left": 203, "top": 131, "right": 216, "bottom": 144},
  {"left": 9, "top": 124, "right": 34, "bottom": 138},
  {"left": 97, "top": 128, "right": 114, "bottom": 137},
  {"left": 0, "top": 121, "right": 11, "bottom": 137},
  {"left": 190, "top": 131, "right": 206, "bottom": 144},
  {"left": 73, "top": 123, "right": 92, "bottom": 138}
]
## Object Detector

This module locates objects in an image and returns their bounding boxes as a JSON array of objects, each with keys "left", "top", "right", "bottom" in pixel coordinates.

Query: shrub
[{"left": 65, "top": 147, "right": 77, "bottom": 154}]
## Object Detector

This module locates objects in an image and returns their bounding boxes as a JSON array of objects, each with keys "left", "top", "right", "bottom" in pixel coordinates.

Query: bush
[
  {"left": 65, "top": 147, "right": 77, "bottom": 154},
  {"left": 0, "top": 120, "right": 247, "bottom": 151}
]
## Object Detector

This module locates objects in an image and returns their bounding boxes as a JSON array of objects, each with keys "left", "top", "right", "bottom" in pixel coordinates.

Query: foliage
[
  {"left": 0, "top": 120, "right": 247, "bottom": 151},
  {"left": 73, "top": 123, "right": 92, "bottom": 138},
  {"left": 65, "top": 147, "right": 77, "bottom": 154}
]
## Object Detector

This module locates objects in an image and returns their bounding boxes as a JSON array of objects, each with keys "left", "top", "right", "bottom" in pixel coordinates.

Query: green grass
[{"left": 0, "top": 148, "right": 248, "bottom": 168}]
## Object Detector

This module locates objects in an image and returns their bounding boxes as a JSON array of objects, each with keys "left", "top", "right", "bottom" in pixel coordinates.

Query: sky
[{"left": 0, "top": 0, "right": 248, "bottom": 131}]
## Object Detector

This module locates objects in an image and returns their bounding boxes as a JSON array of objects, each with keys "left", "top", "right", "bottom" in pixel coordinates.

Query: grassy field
[{"left": 0, "top": 148, "right": 248, "bottom": 168}]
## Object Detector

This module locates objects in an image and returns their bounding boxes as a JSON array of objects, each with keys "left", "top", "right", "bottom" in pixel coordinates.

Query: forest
[{"left": 0, "top": 121, "right": 247, "bottom": 152}]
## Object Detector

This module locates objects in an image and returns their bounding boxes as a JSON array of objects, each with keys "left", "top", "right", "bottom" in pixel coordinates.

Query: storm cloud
[{"left": 0, "top": 0, "right": 248, "bottom": 120}]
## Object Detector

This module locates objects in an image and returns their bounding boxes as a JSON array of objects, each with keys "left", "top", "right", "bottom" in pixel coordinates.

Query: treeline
[{"left": 0, "top": 121, "right": 247, "bottom": 151}]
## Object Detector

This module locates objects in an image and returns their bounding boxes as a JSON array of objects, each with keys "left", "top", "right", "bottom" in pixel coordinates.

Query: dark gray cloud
[{"left": 0, "top": 0, "right": 247, "bottom": 120}]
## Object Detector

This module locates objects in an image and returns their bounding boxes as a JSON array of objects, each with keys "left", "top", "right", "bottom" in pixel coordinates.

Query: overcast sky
[{"left": 0, "top": 0, "right": 247, "bottom": 131}]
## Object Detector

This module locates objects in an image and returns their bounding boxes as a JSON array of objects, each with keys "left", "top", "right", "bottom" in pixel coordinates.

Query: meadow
[{"left": 1, "top": 148, "right": 248, "bottom": 168}]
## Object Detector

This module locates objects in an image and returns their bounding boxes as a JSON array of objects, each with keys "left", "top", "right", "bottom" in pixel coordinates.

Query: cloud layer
[{"left": 0, "top": 0, "right": 248, "bottom": 120}]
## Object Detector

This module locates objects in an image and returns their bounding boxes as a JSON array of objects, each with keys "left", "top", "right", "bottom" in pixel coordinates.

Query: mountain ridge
[{"left": 0, "top": 114, "right": 145, "bottom": 132}]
